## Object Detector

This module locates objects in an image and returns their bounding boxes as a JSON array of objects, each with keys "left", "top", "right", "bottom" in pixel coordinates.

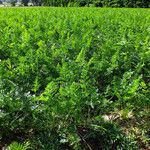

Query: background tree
[
  {"left": 32, "top": 0, "right": 42, "bottom": 5},
  {"left": 22, "top": 0, "right": 29, "bottom": 6},
  {"left": 6, "top": 0, "right": 17, "bottom": 6}
]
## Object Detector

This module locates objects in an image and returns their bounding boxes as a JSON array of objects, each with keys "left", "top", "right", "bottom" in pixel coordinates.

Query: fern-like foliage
[{"left": 7, "top": 142, "right": 30, "bottom": 150}]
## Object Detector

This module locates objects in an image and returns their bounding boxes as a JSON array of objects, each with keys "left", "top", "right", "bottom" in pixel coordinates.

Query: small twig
[{"left": 78, "top": 132, "right": 93, "bottom": 150}]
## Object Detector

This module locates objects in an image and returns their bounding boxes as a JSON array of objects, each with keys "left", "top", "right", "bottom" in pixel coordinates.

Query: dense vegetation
[
  {"left": 2, "top": 0, "right": 150, "bottom": 7},
  {"left": 39, "top": 0, "right": 150, "bottom": 7},
  {"left": 0, "top": 8, "right": 150, "bottom": 150}
]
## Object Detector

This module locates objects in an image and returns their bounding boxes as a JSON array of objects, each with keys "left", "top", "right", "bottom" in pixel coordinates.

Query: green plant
[
  {"left": 7, "top": 142, "right": 30, "bottom": 150},
  {"left": 0, "top": 8, "right": 149, "bottom": 149}
]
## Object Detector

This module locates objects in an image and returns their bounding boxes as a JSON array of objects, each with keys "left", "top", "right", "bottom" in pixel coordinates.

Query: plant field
[{"left": 0, "top": 8, "right": 150, "bottom": 149}]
